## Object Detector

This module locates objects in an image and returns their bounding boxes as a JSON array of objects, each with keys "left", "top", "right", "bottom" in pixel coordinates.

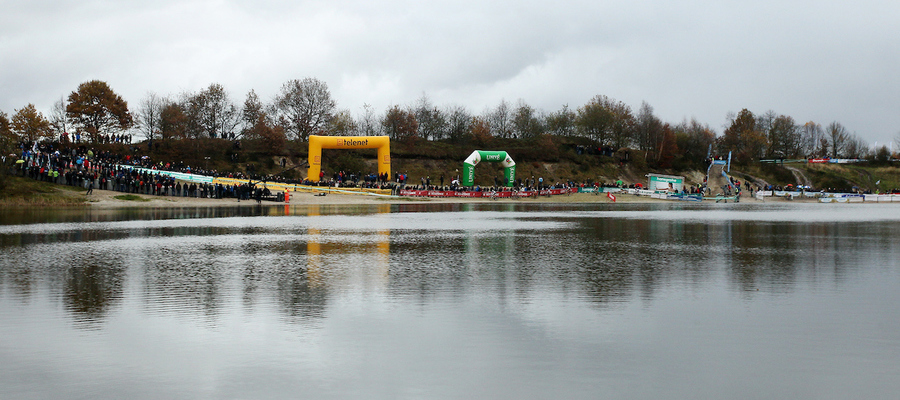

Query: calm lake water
[{"left": 1, "top": 202, "right": 899, "bottom": 399}]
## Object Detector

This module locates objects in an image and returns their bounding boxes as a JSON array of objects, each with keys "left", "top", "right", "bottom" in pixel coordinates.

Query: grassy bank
[{"left": 0, "top": 175, "right": 87, "bottom": 206}]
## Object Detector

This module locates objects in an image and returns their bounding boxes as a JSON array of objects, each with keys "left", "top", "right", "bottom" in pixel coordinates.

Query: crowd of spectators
[
  {"left": 8, "top": 141, "right": 279, "bottom": 201},
  {"left": 10, "top": 139, "right": 881, "bottom": 200},
  {"left": 0, "top": 139, "right": 682, "bottom": 200}
]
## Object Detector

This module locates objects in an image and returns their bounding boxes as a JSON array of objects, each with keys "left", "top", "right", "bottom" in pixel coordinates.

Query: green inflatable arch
[{"left": 462, "top": 150, "right": 516, "bottom": 187}]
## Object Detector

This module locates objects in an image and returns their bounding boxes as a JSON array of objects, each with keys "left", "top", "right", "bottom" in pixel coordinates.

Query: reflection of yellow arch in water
[
  {"left": 308, "top": 135, "right": 391, "bottom": 181},
  {"left": 306, "top": 204, "right": 391, "bottom": 288}
]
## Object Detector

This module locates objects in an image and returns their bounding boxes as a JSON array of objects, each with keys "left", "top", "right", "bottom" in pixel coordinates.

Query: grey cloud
[{"left": 1, "top": 0, "right": 898, "bottom": 144}]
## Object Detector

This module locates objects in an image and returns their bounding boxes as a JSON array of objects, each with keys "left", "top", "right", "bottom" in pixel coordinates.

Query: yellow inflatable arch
[{"left": 307, "top": 135, "right": 391, "bottom": 180}]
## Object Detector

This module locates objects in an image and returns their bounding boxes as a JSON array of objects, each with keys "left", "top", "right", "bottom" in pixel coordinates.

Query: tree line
[{"left": 1, "top": 78, "right": 891, "bottom": 170}]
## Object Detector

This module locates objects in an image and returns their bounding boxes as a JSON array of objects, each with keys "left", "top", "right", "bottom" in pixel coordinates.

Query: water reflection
[
  {"left": 2, "top": 204, "right": 900, "bottom": 326},
  {"left": 65, "top": 262, "right": 124, "bottom": 328},
  {"left": 3, "top": 203, "right": 900, "bottom": 398}
]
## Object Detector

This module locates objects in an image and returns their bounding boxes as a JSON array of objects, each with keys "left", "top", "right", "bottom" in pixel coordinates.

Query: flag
[{"left": 607, "top": 191, "right": 616, "bottom": 202}]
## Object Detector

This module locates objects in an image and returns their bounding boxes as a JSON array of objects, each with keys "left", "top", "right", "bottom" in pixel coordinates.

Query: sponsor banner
[
  {"left": 819, "top": 193, "right": 864, "bottom": 199},
  {"left": 398, "top": 188, "right": 574, "bottom": 198},
  {"left": 759, "top": 159, "right": 808, "bottom": 164},
  {"left": 117, "top": 168, "right": 393, "bottom": 195},
  {"left": 542, "top": 188, "right": 575, "bottom": 196},
  {"left": 808, "top": 158, "right": 828, "bottom": 164},
  {"left": 400, "top": 190, "right": 482, "bottom": 197},
  {"left": 118, "top": 165, "right": 214, "bottom": 183},
  {"left": 581, "top": 187, "right": 623, "bottom": 193},
  {"left": 667, "top": 194, "right": 703, "bottom": 201}
]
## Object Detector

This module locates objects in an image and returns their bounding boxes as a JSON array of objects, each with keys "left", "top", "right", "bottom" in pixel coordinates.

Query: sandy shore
[
  {"left": 75, "top": 189, "right": 801, "bottom": 208},
  {"left": 81, "top": 189, "right": 708, "bottom": 208}
]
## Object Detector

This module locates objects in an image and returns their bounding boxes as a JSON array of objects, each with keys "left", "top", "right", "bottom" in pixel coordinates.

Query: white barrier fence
[
  {"left": 863, "top": 194, "right": 900, "bottom": 202},
  {"left": 756, "top": 190, "right": 899, "bottom": 203}
]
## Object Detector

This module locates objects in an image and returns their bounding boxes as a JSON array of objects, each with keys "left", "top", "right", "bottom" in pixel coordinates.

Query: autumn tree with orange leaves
[
  {"left": 11, "top": 104, "right": 53, "bottom": 142},
  {"left": 66, "top": 80, "right": 132, "bottom": 143}
]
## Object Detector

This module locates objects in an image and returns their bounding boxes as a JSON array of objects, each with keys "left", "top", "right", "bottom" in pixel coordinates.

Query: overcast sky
[{"left": 2, "top": 0, "right": 898, "bottom": 146}]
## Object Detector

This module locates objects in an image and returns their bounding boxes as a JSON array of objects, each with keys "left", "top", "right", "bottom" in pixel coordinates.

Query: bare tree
[
  {"left": 801, "top": 121, "right": 824, "bottom": 157},
  {"left": 355, "top": 103, "right": 382, "bottom": 136},
  {"left": 893, "top": 131, "right": 900, "bottom": 158},
  {"left": 273, "top": 77, "right": 336, "bottom": 141},
  {"left": 511, "top": 99, "right": 543, "bottom": 139},
  {"left": 546, "top": 104, "right": 576, "bottom": 136},
  {"left": 486, "top": 99, "right": 512, "bottom": 138},
  {"left": 328, "top": 109, "right": 357, "bottom": 136},
  {"left": 843, "top": 133, "right": 868, "bottom": 159},
  {"left": 826, "top": 121, "right": 848, "bottom": 158},
  {"left": 444, "top": 104, "right": 471, "bottom": 143},
  {"left": 635, "top": 101, "right": 663, "bottom": 154},
  {"left": 135, "top": 92, "right": 164, "bottom": 142},
  {"left": 49, "top": 97, "right": 67, "bottom": 141},
  {"left": 755, "top": 110, "right": 777, "bottom": 139},
  {"left": 187, "top": 83, "right": 240, "bottom": 139},
  {"left": 673, "top": 118, "right": 716, "bottom": 167},
  {"left": 414, "top": 94, "right": 447, "bottom": 141}
]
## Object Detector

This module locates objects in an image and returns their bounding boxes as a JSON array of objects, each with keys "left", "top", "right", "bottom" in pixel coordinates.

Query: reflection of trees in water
[
  {"left": 385, "top": 233, "right": 472, "bottom": 302},
  {"left": 0, "top": 230, "right": 133, "bottom": 248},
  {"left": 5, "top": 212, "right": 896, "bottom": 328},
  {"left": 727, "top": 223, "right": 799, "bottom": 292},
  {"left": 2, "top": 258, "right": 35, "bottom": 301},
  {"left": 575, "top": 218, "right": 716, "bottom": 303},
  {"left": 141, "top": 249, "right": 229, "bottom": 318},
  {"left": 236, "top": 239, "right": 329, "bottom": 322},
  {"left": 249, "top": 240, "right": 328, "bottom": 321},
  {"left": 276, "top": 268, "right": 328, "bottom": 322},
  {"left": 383, "top": 224, "right": 679, "bottom": 306},
  {"left": 0, "top": 246, "right": 126, "bottom": 327},
  {"left": 724, "top": 222, "right": 890, "bottom": 293},
  {"left": 139, "top": 238, "right": 330, "bottom": 324},
  {"left": 65, "top": 262, "right": 125, "bottom": 327}
]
